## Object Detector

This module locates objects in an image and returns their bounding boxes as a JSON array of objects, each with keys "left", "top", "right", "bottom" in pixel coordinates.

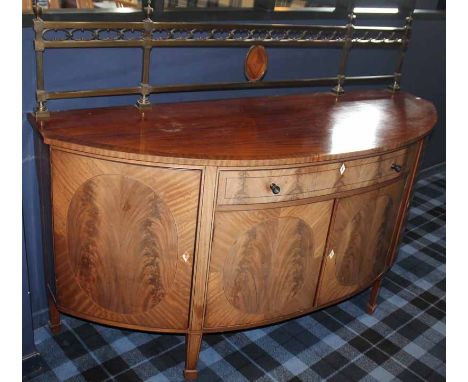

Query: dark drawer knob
[
  {"left": 391, "top": 163, "right": 402, "bottom": 173},
  {"left": 270, "top": 183, "right": 281, "bottom": 195}
]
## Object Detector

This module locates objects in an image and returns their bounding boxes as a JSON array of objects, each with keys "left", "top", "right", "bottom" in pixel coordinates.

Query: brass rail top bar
[{"left": 31, "top": 0, "right": 416, "bottom": 120}]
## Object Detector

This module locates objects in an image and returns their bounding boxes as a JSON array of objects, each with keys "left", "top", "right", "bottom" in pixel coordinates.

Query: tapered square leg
[
  {"left": 184, "top": 332, "right": 202, "bottom": 380},
  {"left": 367, "top": 277, "right": 383, "bottom": 314},
  {"left": 48, "top": 296, "right": 61, "bottom": 335}
]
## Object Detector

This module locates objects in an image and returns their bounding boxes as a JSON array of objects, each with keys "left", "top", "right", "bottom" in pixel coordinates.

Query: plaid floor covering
[{"left": 23, "top": 170, "right": 446, "bottom": 382}]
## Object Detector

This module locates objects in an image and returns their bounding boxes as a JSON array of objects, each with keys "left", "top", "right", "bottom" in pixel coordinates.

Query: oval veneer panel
[
  {"left": 205, "top": 201, "right": 332, "bottom": 330},
  {"left": 335, "top": 194, "right": 395, "bottom": 286},
  {"left": 245, "top": 45, "right": 268, "bottom": 82},
  {"left": 316, "top": 179, "right": 406, "bottom": 306},
  {"left": 223, "top": 217, "right": 313, "bottom": 314},
  {"left": 67, "top": 174, "right": 178, "bottom": 315}
]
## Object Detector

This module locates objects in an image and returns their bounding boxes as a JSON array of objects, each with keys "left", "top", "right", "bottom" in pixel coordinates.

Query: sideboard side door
[
  {"left": 316, "top": 179, "right": 407, "bottom": 307},
  {"left": 51, "top": 149, "right": 201, "bottom": 330}
]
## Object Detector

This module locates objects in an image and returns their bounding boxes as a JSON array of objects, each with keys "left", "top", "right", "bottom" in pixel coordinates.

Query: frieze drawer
[{"left": 217, "top": 145, "right": 417, "bottom": 205}]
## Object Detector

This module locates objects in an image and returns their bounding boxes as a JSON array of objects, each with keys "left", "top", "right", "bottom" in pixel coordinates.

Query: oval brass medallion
[{"left": 245, "top": 45, "right": 268, "bottom": 82}]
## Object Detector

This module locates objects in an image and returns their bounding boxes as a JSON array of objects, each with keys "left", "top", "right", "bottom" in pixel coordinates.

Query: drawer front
[{"left": 217, "top": 145, "right": 417, "bottom": 205}]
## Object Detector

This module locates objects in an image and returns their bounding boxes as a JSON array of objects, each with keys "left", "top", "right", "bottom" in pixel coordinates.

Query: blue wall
[
  {"left": 22, "top": 17, "right": 445, "bottom": 357},
  {"left": 23, "top": 218, "right": 36, "bottom": 358}
]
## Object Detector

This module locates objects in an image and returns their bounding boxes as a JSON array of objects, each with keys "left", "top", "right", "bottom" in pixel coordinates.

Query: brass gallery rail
[{"left": 32, "top": 1, "right": 415, "bottom": 119}]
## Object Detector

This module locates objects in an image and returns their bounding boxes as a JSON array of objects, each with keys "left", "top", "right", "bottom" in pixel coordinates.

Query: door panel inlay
[
  {"left": 67, "top": 174, "right": 178, "bottom": 315},
  {"left": 335, "top": 195, "right": 393, "bottom": 286},
  {"left": 223, "top": 217, "right": 313, "bottom": 314},
  {"left": 205, "top": 201, "right": 332, "bottom": 330},
  {"left": 317, "top": 179, "right": 406, "bottom": 306}
]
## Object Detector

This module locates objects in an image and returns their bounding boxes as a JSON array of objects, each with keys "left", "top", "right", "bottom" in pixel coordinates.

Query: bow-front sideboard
[{"left": 29, "top": 90, "right": 436, "bottom": 379}]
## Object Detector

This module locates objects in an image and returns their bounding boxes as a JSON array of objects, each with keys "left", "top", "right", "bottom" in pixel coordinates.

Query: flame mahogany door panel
[
  {"left": 205, "top": 201, "right": 333, "bottom": 330},
  {"left": 316, "top": 179, "right": 407, "bottom": 306},
  {"left": 50, "top": 149, "right": 201, "bottom": 331}
]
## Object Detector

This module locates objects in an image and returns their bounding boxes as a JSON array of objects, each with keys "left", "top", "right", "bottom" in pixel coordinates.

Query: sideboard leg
[
  {"left": 48, "top": 296, "right": 61, "bottom": 335},
  {"left": 184, "top": 332, "right": 202, "bottom": 380},
  {"left": 367, "top": 277, "right": 383, "bottom": 315}
]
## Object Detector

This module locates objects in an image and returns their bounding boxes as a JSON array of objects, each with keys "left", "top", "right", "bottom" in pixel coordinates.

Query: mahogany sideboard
[{"left": 29, "top": 90, "right": 436, "bottom": 379}]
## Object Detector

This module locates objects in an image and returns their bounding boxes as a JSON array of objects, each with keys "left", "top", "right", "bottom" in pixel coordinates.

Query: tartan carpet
[{"left": 23, "top": 170, "right": 446, "bottom": 382}]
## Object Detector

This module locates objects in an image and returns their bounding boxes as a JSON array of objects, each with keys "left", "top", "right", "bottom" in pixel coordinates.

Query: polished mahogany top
[{"left": 29, "top": 90, "right": 437, "bottom": 166}]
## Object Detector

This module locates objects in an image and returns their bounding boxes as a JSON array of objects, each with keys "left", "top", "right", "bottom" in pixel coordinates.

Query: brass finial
[
  {"left": 35, "top": 100, "right": 50, "bottom": 120},
  {"left": 405, "top": 14, "right": 414, "bottom": 30},
  {"left": 144, "top": 0, "right": 153, "bottom": 20},
  {"left": 388, "top": 73, "right": 401, "bottom": 92},
  {"left": 32, "top": 1, "right": 43, "bottom": 20},
  {"left": 332, "top": 75, "right": 345, "bottom": 95}
]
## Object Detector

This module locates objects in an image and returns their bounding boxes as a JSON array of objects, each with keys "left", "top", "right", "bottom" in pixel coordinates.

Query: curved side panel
[
  {"left": 317, "top": 179, "right": 406, "bottom": 306},
  {"left": 51, "top": 149, "right": 200, "bottom": 330},
  {"left": 335, "top": 196, "right": 393, "bottom": 287}
]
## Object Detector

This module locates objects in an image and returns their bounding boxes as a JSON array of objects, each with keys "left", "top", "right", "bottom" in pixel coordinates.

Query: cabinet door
[
  {"left": 316, "top": 179, "right": 406, "bottom": 306},
  {"left": 205, "top": 201, "right": 333, "bottom": 330},
  {"left": 51, "top": 149, "right": 201, "bottom": 330}
]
